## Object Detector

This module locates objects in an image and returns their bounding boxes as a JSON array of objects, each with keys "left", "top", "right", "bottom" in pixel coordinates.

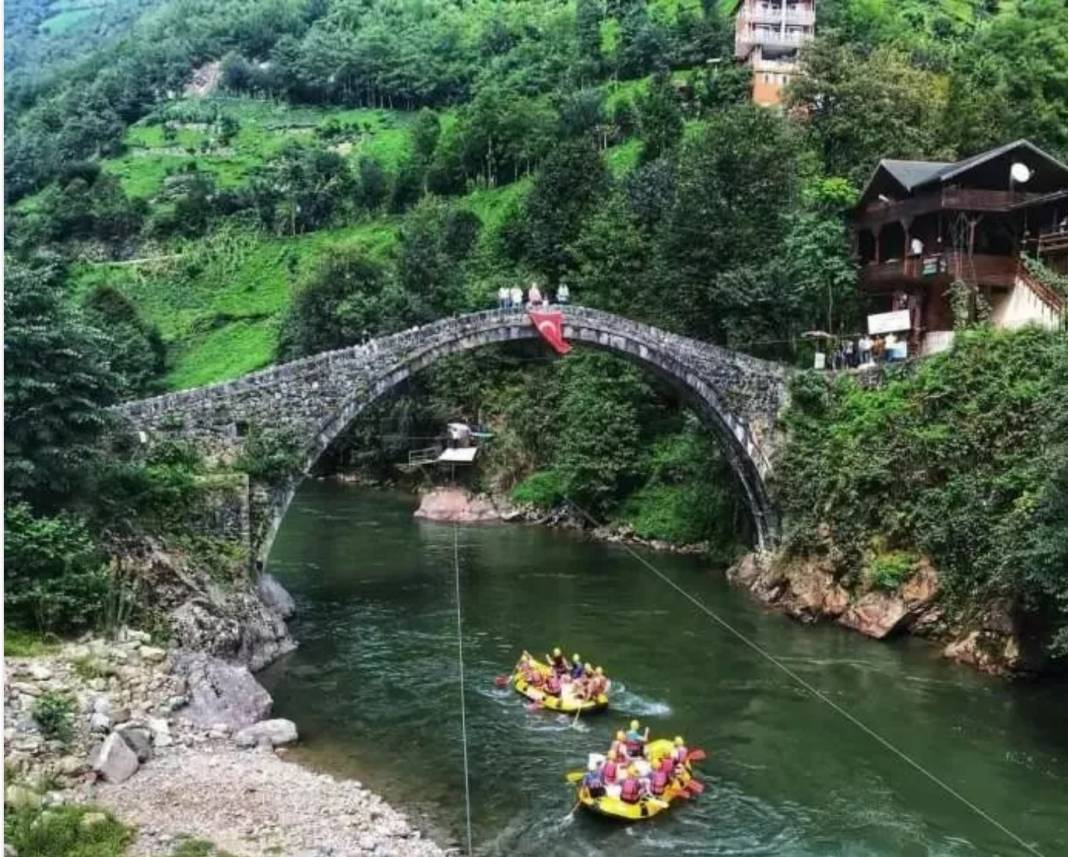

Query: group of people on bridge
[
  {"left": 496, "top": 281, "right": 570, "bottom": 310},
  {"left": 517, "top": 648, "right": 608, "bottom": 703},
  {"left": 580, "top": 720, "right": 690, "bottom": 805}
]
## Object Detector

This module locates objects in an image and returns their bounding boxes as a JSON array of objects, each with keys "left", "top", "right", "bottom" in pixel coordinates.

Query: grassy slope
[
  {"left": 74, "top": 80, "right": 662, "bottom": 392},
  {"left": 104, "top": 98, "right": 420, "bottom": 197}
]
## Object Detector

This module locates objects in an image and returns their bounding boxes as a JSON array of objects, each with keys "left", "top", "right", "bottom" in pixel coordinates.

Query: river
[{"left": 258, "top": 481, "right": 1067, "bottom": 856}]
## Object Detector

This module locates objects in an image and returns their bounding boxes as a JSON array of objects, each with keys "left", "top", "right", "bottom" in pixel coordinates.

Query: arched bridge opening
[{"left": 117, "top": 307, "right": 790, "bottom": 560}]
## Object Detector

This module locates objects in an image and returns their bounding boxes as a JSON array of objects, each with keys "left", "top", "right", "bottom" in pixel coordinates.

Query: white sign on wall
[{"left": 867, "top": 309, "right": 911, "bottom": 335}]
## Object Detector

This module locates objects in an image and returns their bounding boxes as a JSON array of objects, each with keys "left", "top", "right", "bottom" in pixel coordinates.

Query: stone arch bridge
[{"left": 118, "top": 307, "right": 790, "bottom": 560}]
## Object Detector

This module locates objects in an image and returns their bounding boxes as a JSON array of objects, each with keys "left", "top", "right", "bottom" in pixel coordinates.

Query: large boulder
[
  {"left": 234, "top": 718, "right": 298, "bottom": 748},
  {"left": 118, "top": 727, "right": 153, "bottom": 763},
  {"left": 90, "top": 732, "right": 140, "bottom": 784},
  {"left": 838, "top": 591, "right": 911, "bottom": 639},
  {"left": 414, "top": 487, "right": 501, "bottom": 523},
  {"left": 257, "top": 574, "right": 296, "bottom": 620},
  {"left": 176, "top": 654, "right": 272, "bottom": 729}
]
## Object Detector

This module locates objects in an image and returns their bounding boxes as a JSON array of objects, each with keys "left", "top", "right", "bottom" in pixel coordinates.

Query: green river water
[{"left": 258, "top": 480, "right": 1067, "bottom": 856}]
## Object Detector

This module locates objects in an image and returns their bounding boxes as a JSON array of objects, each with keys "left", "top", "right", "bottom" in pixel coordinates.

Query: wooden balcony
[
  {"left": 858, "top": 252, "right": 1020, "bottom": 291},
  {"left": 855, "top": 189, "right": 1045, "bottom": 230}
]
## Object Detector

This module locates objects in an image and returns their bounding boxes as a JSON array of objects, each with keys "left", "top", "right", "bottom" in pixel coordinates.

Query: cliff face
[
  {"left": 115, "top": 536, "right": 296, "bottom": 672},
  {"left": 727, "top": 553, "right": 1049, "bottom": 676}
]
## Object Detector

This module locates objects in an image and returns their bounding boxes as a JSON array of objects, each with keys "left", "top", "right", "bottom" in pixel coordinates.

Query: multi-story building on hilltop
[{"left": 732, "top": 0, "right": 815, "bottom": 107}]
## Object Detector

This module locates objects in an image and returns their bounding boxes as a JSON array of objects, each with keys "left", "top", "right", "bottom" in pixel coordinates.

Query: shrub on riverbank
[
  {"left": 3, "top": 804, "right": 132, "bottom": 857},
  {"left": 776, "top": 325, "right": 1068, "bottom": 658}
]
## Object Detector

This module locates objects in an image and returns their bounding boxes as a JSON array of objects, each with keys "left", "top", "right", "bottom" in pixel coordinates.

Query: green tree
[
  {"left": 354, "top": 155, "right": 389, "bottom": 212},
  {"left": 4, "top": 502, "right": 109, "bottom": 632},
  {"left": 569, "top": 191, "right": 653, "bottom": 318},
  {"left": 4, "top": 259, "right": 121, "bottom": 511},
  {"left": 510, "top": 139, "right": 609, "bottom": 281},
  {"left": 554, "top": 352, "right": 649, "bottom": 512},
  {"left": 576, "top": 0, "right": 604, "bottom": 65},
  {"left": 396, "top": 197, "right": 482, "bottom": 317},
  {"left": 83, "top": 286, "right": 167, "bottom": 397},
  {"left": 635, "top": 72, "right": 684, "bottom": 164},
  {"left": 277, "top": 253, "right": 409, "bottom": 360},
  {"left": 787, "top": 38, "right": 951, "bottom": 184},
  {"left": 653, "top": 105, "right": 800, "bottom": 342}
]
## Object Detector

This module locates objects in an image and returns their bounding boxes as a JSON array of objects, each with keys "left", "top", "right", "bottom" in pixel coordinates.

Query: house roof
[
  {"left": 858, "top": 139, "right": 1068, "bottom": 207},
  {"left": 879, "top": 159, "right": 954, "bottom": 192}
]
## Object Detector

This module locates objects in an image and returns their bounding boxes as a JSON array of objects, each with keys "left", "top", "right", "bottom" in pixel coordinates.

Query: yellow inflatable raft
[
  {"left": 510, "top": 655, "right": 609, "bottom": 714},
  {"left": 570, "top": 739, "right": 702, "bottom": 821}
]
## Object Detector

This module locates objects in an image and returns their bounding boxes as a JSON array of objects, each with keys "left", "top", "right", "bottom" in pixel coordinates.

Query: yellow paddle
[{"left": 565, "top": 770, "right": 584, "bottom": 784}]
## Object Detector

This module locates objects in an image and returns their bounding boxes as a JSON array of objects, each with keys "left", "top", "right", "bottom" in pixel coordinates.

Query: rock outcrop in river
[
  {"left": 413, "top": 486, "right": 503, "bottom": 522},
  {"left": 727, "top": 552, "right": 1047, "bottom": 676}
]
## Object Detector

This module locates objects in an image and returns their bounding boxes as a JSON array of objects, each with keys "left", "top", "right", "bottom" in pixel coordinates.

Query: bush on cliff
[{"left": 775, "top": 325, "right": 1068, "bottom": 657}]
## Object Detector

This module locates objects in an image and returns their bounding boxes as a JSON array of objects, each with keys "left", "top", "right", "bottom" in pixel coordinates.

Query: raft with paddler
[
  {"left": 495, "top": 648, "right": 611, "bottom": 715},
  {"left": 566, "top": 720, "right": 708, "bottom": 821}
]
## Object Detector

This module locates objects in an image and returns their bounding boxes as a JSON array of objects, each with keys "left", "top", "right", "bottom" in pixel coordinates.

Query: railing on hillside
[{"left": 1018, "top": 269, "right": 1066, "bottom": 314}]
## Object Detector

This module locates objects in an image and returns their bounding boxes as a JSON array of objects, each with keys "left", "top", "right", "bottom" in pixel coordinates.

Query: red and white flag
[{"left": 528, "top": 309, "right": 571, "bottom": 355}]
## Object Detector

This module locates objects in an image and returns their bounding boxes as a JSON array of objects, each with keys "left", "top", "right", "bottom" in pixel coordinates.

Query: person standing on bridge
[
  {"left": 510, "top": 285, "right": 523, "bottom": 309},
  {"left": 498, "top": 285, "right": 509, "bottom": 309},
  {"left": 528, "top": 282, "right": 543, "bottom": 308},
  {"left": 557, "top": 282, "right": 570, "bottom": 305}
]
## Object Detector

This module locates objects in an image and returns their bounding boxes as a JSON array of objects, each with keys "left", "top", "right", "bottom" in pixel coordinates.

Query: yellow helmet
[
  {"left": 674, "top": 736, "right": 685, "bottom": 746},
  {"left": 572, "top": 653, "right": 581, "bottom": 663},
  {"left": 630, "top": 720, "right": 640, "bottom": 731},
  {"left": 616, "top": 730, "right": 626, "bottom": 741},
  {"left": 584, "top": 662, "right": 593, "bottom": 672},
  {"left": 595, "top": 666, "right": 604, "bottom": 675},
  {"left": 552, "top": 647, "right": 562, "bottom": 657}
]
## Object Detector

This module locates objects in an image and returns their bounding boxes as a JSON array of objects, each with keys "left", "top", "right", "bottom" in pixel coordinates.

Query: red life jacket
[
  {"left": 625, "top": 738, "right": 643, "bottom": 756},
  {"left": 651, "top": 770, "right": 668, "bottom": 795},
  {"left": 672, "top": 746, "right": 688, "bottom": 764},
  {"left": 620, "top": 777, "right": 640, "bottom": 804},
  {"left": 658, "top": 758, "right": 674, "bottom": 778},
  {"left": 603, "top": 761, "right": 617, "bottom": 783}
]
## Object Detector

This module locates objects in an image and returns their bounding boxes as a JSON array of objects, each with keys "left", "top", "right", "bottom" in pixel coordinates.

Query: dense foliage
[
  {"left": 4, "top": 0, "right": 1067, "bottom": 646},
  {"left": 776, "top": 328, "right": 1068, "bottom": 658}
]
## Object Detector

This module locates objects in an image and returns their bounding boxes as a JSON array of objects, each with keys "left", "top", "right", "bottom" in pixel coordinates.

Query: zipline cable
[
  {"left": 452, "top": 522, "right": 475, "bottom": 857},
  {"left": 564, "top": 497, "right": 1047, "bottom": 857}
]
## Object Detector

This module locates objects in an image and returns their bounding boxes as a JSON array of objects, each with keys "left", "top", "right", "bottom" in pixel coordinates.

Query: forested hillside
[{"left": 4, "top": 0, "right": 1068, "bottom": 660}]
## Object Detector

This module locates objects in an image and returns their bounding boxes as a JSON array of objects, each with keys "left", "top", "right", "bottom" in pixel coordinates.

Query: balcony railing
[
  {"left": 741, "top": 7, "right": 816, "bottom": 25},
  {"left": 858, "top": 252, "right": 1020, "bottom": 290},
  {"left": 855, "top": 189, "right": 1045, "bottom": 229},
  {"left": 1037, "top": 228, "right": 1068, "bottom": 256}
]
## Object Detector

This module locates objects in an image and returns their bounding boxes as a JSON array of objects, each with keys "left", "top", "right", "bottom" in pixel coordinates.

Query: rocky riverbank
[
  {"left": 3, "top": 619, "right": 445, "bottom": 856},
  {"left": 727, "top": 552, "right": 1048, "bottom": 676},
  {"left": 409, "top": 484, "right": 711, "bottom": 555}
]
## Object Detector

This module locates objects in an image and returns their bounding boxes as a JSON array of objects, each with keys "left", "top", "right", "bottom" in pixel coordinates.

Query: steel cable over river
[{"left": 258, "top": 482, "right": 1068, "bottom": 856}]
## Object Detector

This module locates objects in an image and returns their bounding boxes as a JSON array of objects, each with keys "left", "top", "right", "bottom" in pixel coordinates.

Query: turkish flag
[{"left": 528, "top": 309, "right": 572, "bottom": 355}]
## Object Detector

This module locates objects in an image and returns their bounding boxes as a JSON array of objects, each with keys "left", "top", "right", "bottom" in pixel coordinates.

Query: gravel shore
[
  {"left": 95, "top": 742, "right": 446, "bottom": 857},
  {"left": 4, "top": 634, "right": 448, "bottom": 857}
]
